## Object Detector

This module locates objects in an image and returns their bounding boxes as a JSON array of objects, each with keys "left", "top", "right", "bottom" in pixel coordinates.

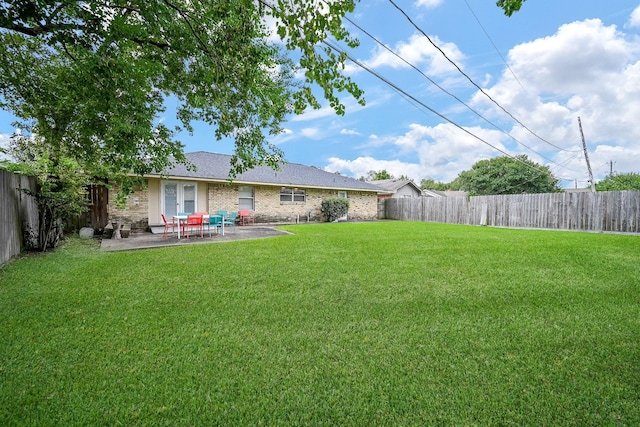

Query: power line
[
  {"left": 321, "top": 39, "right": 553, "bottom": 177},
  {"left": 387, "top": 0, "right": 578, "bottom": 154},
  {"left": 340, "top": 11, "right": 583, "bottom": 174},
  {"left": 462, "top": 0, "right": 526, "bottom": 92}
]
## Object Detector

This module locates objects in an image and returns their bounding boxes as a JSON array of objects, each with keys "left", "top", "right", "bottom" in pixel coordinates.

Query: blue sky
[{"left": 2, "top": 1, "right": 640, "bottom": 187}]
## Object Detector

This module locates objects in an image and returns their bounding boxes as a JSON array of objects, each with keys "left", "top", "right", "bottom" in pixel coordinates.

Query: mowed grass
[{"left": 1, "top": 221, "right": 639, "bottom": 426}]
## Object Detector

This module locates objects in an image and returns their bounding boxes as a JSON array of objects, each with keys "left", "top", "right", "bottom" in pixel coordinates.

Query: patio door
[{"left": 162, "top": 181, "right": 197, "bottom": 217}]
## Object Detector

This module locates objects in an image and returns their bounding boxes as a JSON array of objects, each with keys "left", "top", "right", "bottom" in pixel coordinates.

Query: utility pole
[{"left": 578, "top": 117, "right": 596, "bottom": 192}]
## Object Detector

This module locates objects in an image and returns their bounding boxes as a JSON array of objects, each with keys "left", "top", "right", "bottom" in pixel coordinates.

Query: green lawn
[{"left": 1, "top": 222, "right": 639, "bottom": 426}]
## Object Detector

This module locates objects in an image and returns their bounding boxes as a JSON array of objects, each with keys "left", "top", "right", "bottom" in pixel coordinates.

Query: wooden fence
[
  {"left": 385, "top": 191, "right": 640, "bottom": 233},
  {"left": 1, "top": 169, "right": 39, "bottom": 267}
]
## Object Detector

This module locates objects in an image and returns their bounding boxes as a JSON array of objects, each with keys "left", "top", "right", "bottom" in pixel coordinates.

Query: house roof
[
  {"left": 369, "top": 179, "right": 422, "bottom": 194},
  {"left": 159, "top": 152, "right": 384, "bottom": 192}
]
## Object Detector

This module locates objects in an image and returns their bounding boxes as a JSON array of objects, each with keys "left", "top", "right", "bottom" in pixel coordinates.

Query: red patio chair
[
  {"left": 185, "top": 214, "right": 204, "bottom": 238},
  {"left": 161, "top": 214, "right": 179, "bottom": 239},
  {"left": 239, "top": 210, "right": 254, "bottom": 225}
]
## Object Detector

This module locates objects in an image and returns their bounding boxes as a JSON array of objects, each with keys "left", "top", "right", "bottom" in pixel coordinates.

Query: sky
[{"left": 2, "top": 0, "right": 640, "bottom": 188}]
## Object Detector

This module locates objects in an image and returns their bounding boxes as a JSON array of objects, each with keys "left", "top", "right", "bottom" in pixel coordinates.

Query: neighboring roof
[
  {"left": 159, "top": 152, "right": 384, "bottom": 192},
  {"left": 423, "top": 189, "right": 444, "bottom": 198},
  {"left": 370, "top": 179, "right": 422, "bottom": 194}
]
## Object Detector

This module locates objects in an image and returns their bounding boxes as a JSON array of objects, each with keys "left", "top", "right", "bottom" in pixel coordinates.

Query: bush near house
[{"left": 321, "top": 197, "right": 349, "bottom": 222}]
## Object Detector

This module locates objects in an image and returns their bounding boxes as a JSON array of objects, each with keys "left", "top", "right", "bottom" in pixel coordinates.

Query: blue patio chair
[
  {"left": 223, "top": 211, "right": 237, "bottom": 232},
  {"left": 208, "top": 215, "right": 223, "bottom": 237}
]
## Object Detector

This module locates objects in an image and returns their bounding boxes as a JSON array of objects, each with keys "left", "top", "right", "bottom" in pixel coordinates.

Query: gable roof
[
  {"left": 159, "top": 152, "right": 384, "bottom": 192},
  {"left": 370, "top": 179, "right": 422, "bottom": 194}
]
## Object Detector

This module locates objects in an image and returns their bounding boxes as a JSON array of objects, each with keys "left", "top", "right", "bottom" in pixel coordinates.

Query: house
[
  {"left": 370, "top": 179, "right": 423, "bottom": 200},
  {"left": 422, "top": 189, "right": 468, "bottom": 198},
  {"left": 108, "top": 152, "right": 385, "bottom": 231}
]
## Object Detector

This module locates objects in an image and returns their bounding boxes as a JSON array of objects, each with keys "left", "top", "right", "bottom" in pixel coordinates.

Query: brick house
[{"left": 108, "top": 152, "right": 385, "bottom": 231}]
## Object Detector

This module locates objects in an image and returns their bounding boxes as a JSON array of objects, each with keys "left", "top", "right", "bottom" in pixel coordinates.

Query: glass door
[{"left": 162, "top": 181, "right": 197, "bottom": 217}]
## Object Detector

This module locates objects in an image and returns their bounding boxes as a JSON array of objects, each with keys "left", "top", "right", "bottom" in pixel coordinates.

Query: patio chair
[
  {"left": 217, "top": 210, "right": 228, "bottom": 218},
  {"left": 161, "top": 214, "right": 178, "bottom": 239},
  {"left": 208, "top": 215, "right": 223, "bottom": 237},
  {"left": 239, "top": 210, "right": 255, "bottom": 225},
  {"left": 185, "top": 214, "right": 204, "bottom": 238},
  {"left": 223, "top": 211, "right": 237, "bottom": 232},
  {"left": 177, "top": 212, "right": 191, "bottom": 236}
]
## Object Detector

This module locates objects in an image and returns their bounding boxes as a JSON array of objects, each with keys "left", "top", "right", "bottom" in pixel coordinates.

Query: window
[
  {"left": 338, "top": 191, "right": 347, "bottom": 199},
  {"left": 238, "top": 186, "right": 254, "bottom": 210},
  {"left": 280, "top": 188, "right": 306, "bottom": 203}
]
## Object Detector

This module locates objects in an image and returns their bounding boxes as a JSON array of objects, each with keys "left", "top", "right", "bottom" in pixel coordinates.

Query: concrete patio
[{"left": 100, "top": 226, "right": 291, "bottom": 252}]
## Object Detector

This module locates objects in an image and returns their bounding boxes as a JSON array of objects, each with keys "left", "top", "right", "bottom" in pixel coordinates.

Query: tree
[
  {"left": 596, "top": 173, "right": 640, "bottom": 191},
  {"left": 455, "top": 155, "right": 562, "bottom": 196},
  {"left": 0, "top": 1, "right": 365, "bottom": 191},
  {"left": 496, "top": 0, "right": 526, "bottom": 16},
  {"left": 420, "top": 178, "right": 457, "bottom": 191},
  {"left": 1, "top": 134, "right": 91, "bottom": 251},
  {"left": 363, "top": 170, "right": 393, "bottom": 181}
]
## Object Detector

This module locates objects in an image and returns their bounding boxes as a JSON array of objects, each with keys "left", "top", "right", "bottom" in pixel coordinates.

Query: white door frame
[{"left": 161, "top": 180, "right": 198, "bottom": 217}]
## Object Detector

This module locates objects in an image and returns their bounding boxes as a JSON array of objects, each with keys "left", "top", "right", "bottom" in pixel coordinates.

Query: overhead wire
[
  {"left": 462, "top": 0, "right": 527, "bottom": 92},
  {"left": 321, "top": 39, "right": 550, "bottom": 175},
  {"left": 387, "top": 0, "right": 579, "bottom": 154},
  {"left": 261, "top": 0, "right": 585, "bottom": 182},
  {"left": 339, "top": 10, "right": 584, "bottom": 174}
]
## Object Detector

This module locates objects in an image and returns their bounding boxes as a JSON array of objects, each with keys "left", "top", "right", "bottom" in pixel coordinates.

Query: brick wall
[
  {"left": 107, "top": 180, "right": 378, "bottom": 231},
  {"left": 107, "top": 181, "right": 150, "bottom": 232},
  {"left": 207, "top": 185, "right": 378, "bottom": 223}
]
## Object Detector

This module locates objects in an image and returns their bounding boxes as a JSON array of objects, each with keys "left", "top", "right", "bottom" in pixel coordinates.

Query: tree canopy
[
  {"left": 0, "top": 1, "right": 364, "bottom": 188},
  {"left": 455, "top": 155, "right": 562, "bottom": 196},
  {"left": 496, "top": 0, "right": 526, "bottom": 16},
  {"left": 1, "top": 0, "right": 528, "bottom": 190},
  {"left": 361, "top": 170, "right": 393, "bottom": 181},
  {"left": 595, "top": 173, "right": 640, "bottom": 191},
  {"left": 420, "top": 178, "right": 460, "bottom": 191}
]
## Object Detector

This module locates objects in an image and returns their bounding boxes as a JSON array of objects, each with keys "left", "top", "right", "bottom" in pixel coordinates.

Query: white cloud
[
  {"left": 414, "top": 0, "right": 443, "bottom": 8},
  {"left": 323, "top": 122, "right": 515, "bottom": 184},
  {"left": 358, "top": 33, "right": 466, "bottom": 77},
  {"left": 0, "top": 133, "right": 13, "bottom": 161},
  {"left": 324, "top": 156, "right": 425, "bottom": 182},
  {"left": 300, "top": 127, "right": 321, "bottom": 139},
  {"left": 468, "top": 18, "right": 640, "bottom": 181},
  {"left": 629, "top": 5, "right": 640, "bottom": 28},
  {"left": 340, "top": 128, "right": 361, "bottom": 136}
]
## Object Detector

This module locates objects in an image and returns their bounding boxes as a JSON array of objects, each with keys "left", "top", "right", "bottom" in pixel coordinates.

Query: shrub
[{"left": 321, "top": 198, "right": 349, "bottom": 222}]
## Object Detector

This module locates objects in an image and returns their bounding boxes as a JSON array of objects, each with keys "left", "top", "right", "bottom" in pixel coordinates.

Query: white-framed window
[
  {"left": 338, "top": 191, "right": 348, "bottom": 199},
  {"left": 161, "top": 181, "right": 197, "bottom": 217},
  {"left": 238, "top": 186, "right": 254, "bottom": 210},
  {"left": 280, "top": 188, "right": 306, "bottom": 203}
]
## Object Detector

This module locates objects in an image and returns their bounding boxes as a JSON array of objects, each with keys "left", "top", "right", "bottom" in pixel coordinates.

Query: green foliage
[
  {"left": 421, "top": 178, "right": 457, "bottom": 191},
  {"left": 455, "top": 155, "right": 562, "bottom": 195},
  {"left": 1, "top": 223, "right": 639, "bottom": 425},
  {"left": 1, "top": 134, "right": 91, "bottom": 251},
  {"left": 0, "top": 1, "right": 365, "bottom": 186},
  {"left": 363, "top": 169, "right": 393, "bottom": 181},
  {"left": 321, "top": 197, "right": 350, "bottom": 222},
  {"left": 496, "top": 0, "right": 527, "bottom": 16},
  {"left": 596, "top": 172, "right": 640, "bottom": 191}
]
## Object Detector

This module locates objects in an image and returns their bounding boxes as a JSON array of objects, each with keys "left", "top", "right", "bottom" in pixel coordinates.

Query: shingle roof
[
  {"left": 369, "top": 179, "right": 422, "bottom": 193},
  {"left": 159, "top": 152, "right": 384, "bottom": 192}
]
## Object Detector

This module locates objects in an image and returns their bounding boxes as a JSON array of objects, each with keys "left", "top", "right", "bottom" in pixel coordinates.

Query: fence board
[
  {"left": 1, "top": 170, "right": 38, "bottom": 266},
  {"left": 386, "top": 191, "right": 640, "bottom": 234}
]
